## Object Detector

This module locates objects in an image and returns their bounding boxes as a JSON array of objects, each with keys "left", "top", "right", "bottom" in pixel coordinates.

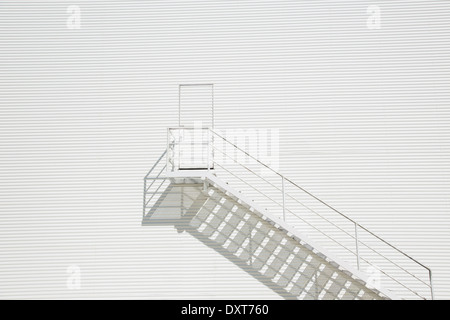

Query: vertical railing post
[
  {"left": 429, "top": 269, "right": 434, "bottom": 300},
  {"left": 355, "top": 222, "right": 360, "bottom": 270},
  {"left": 282, "top": 176, "right": 286, "bottom": 221}
]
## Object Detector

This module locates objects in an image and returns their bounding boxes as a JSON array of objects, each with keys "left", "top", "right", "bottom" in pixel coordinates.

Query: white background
[{"left": 1, "top": 1, "right": 449, "bottom": 299}]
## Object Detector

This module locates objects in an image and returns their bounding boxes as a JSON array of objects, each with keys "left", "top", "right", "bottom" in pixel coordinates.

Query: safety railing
[{"left": 163, "top": 127, "right": 433, "bottom": 300}]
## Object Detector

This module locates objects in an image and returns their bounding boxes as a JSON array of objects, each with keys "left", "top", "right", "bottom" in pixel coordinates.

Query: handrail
[
  {"left": 209, "top": 129, "right": 430, "bottom": 263},
  {"left": 143, "top": 150, "right": 168, "bottom": 218},
  {"left": 164, "top": 127, "right": 434, "bottom": 299}
]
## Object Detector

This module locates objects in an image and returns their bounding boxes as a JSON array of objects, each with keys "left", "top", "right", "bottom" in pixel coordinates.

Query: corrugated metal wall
[{"left": 1, "top": 1, "right": 449, "bottom": 299}]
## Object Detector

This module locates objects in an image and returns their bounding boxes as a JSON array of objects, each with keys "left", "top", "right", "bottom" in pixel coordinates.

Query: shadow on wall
[{"left": 142, "top": 181, "right": 384, "bottom": 300}]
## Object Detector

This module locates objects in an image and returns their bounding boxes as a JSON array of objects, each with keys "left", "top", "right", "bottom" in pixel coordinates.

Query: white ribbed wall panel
[{"left": 1, "top": 1, "right": 449, "bottom": 299}]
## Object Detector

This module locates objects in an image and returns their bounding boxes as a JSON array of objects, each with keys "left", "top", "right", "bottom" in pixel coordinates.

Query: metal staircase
[{"left": 143, "top": 127, "right": 434, "bottom": 300}]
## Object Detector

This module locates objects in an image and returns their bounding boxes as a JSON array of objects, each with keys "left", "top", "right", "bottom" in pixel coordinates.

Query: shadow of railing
[{"left": 142, "top": 179, "right": 385, "bottom": 300}]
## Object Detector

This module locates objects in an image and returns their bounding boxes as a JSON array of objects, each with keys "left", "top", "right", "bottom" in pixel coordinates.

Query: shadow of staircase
[{"left": 143, "top": 182, "right": 385, "bottom": 300}]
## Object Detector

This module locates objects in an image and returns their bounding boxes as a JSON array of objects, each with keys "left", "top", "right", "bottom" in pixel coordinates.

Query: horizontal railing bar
[
  {"left": 357, "top": 254, "right": 425, "bottom": 299},
  {"left": 145, "top": 178, "right": 168, "bottom": 207}
]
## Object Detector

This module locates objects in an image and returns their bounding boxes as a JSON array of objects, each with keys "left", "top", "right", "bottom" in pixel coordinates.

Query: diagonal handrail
[
  {"left": 208, "top": 127, "right": 433, "bottom": 300},
  {"left": 143, "top": 150, "right": 167, "bottom": 218},
  {"left": 212, "top": 143, "right": 431, "bottom": 290},
  {"left": 162, "top": 127, "right": 433, "bottom": 299},
  {"left": 144, "top": 150, "right": 167, "bottom": 180}
]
